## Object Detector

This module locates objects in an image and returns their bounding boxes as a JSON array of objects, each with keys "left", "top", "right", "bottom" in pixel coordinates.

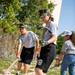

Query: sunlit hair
[{"left": 70, "top": 32, "right": 75, "bottom": 46}]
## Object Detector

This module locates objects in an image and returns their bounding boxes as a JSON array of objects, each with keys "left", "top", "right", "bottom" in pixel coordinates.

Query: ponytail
[
  {"left": 51, "top": 17, "right": 54, "bottom": 21},
  {"left": 70, "top": 32, "right": 75, "bottom": 46}
]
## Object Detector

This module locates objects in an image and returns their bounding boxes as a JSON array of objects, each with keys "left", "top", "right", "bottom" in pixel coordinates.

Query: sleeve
[
  {"left": 18, "top": 36, "right": 22, "bottom": 44},
  {"left": 61, "top": 42, "right": 69, "bottom": 52},
  {"left": 31, "top": 32, "right": 38, "bottom": 41},
  {"left": 50, "top": 23, "right": 57, "bottom": 35}
]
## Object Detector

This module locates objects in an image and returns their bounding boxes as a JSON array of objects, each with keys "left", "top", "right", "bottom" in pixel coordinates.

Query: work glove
[
  {"left": 55, "top": 62, "right": 60, "bottom": 67},
  {"left": 33, "top": 48, "right": 40, "bottom": 60},
  {"left": 40, "top": 40, "right": 48, "bottom": 47},
  {"left": 42, "top": 41, "right": 48, "bottom": 47},
  {"left": 55, "top": 58, "right": 61, "bottom": 67},
  {"left": 33, "top": 53, "right": 37, "bottom": 60}
]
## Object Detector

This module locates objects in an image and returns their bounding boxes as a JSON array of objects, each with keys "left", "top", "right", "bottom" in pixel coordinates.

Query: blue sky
[{"left": 58, "top": 0, "right": 75, "bottom": 35}]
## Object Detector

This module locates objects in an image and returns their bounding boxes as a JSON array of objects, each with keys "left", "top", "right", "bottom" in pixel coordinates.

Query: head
[
  {"left": 62, "top": 30, "right": 75, "bottom": 46},
  {"left": 39, "top": 8, "right": 53, "bottom": 23},
  {"left": 62, "top": 30, "right": 72, "bottom": 40},
  {"left": 19, "top": 24, "right": 27, "bottom": 35}
]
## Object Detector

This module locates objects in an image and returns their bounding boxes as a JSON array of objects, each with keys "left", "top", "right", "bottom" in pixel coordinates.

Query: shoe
[{"left": 15, "top": 73, "right": 20, "bottom": 75}]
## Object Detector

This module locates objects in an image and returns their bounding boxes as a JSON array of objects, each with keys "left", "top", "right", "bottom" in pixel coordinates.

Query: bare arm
[
  {"left": 35, "top": 39, "right": 40, "bottom": 53},
  {"left": 16, "top": 43, "right": 21, "bottom": 57},
  {"left": 48, "top": 34, "right": 57, "bottom": 44},
  {"left": 56, "top": 52, "right": 65, "bottom": 62},
  {"left": 33, "top": 39, "right": 40, "bottom": 59}
]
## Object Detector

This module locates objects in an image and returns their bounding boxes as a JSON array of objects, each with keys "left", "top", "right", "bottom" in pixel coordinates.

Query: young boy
[{"left": 16, "top": 24, "right": 39, "bottom": 75}]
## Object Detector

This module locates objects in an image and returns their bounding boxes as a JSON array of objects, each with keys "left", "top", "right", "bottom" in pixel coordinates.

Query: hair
[
  {"left": 39, "top": 8, "right": 54, "bottom": 22},
  {"left": 70, "top": 32, "right": 75, "bottom": 46},
  {"left": 39, "top": 9, "right": 51, "bottom": 17},
  {"left": 51, "top": 16, "right": 54, "bottom": 21},
  {"left": 18, "top": 23, "right": 28, "bottom": 29}
]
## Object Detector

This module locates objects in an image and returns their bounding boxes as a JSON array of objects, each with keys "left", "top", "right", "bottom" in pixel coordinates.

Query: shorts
[
  {"left": 36, "top": 43, "right": 56, "bottom": 73},
  {"left": 19, "top": 46, "right": 34, "bottom": 64}
]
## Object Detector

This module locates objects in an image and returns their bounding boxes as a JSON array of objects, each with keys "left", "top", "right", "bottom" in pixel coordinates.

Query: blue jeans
[{"left": 61, "top": 54, "right": 75, "bottom": 75}]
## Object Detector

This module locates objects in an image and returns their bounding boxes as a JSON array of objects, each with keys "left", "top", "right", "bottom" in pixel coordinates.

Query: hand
[
  {"left": 55, "top": 62, "right": 60, "bottom": 67},
  {"left": 42, "top": 41, "right": 48, "bottom": 47},
  {"left": 56, "top": 58, "right": 60, "bottom": 62},
  {"left": 39, "top": 40, "right": 48, "bottom": 47},
  {"left": 55, "top": 58, "right": 61, "bottom": 67},
  {"left": 33, "top": 53, "right": 38, "bottom": 60},
  {"left": 16, "top": 52, "right": 20, "bottom": 59}
]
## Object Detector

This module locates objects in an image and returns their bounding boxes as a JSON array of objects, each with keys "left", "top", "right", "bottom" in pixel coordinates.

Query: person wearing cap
[
  {"left": 15, "top": 24, "right": 40, "bottom": 75},
  {"left": 56, "top": 30, "right": 75, "bottom": 75},
  {"left": 35, "top": 8, "right": 57, "bottom": 75}
]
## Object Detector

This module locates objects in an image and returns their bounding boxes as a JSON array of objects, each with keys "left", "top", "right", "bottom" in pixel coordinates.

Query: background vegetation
[
  {"left": 0, "top": 0, "right": 55, "bottom": 34},
  {"left": 0, "top": 0, "right": 74, "bottom": 74},
  {"left": 0, "top": 0, "right": 56, "bottom": 59}
]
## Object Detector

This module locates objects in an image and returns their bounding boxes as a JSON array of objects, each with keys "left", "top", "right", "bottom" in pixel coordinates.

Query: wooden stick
[{"left": 7, "top": 59, "right": 18, "bottom": 71}]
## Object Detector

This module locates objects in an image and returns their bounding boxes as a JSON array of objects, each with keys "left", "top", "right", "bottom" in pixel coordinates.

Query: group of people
[{"left": 15, "top": 8, "right": 75, "bottom": 75}]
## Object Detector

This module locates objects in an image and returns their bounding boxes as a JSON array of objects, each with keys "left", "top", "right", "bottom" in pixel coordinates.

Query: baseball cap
[
  {"left": 39, "top": 8, "right": 51, "bottom": 18},
  {"left": 61, "top": 30, "right": 72, "bottom": 36},
  {"left": 18, "top": 24, "right": 27, "bottom": 28}
]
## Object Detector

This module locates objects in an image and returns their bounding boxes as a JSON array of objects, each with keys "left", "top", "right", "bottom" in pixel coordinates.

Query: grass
[
  {"left": 0, "top": 59, "right": 70, "bottom": 75},
  {"left": 47, "top": 60, "right": 60, "bottom": 75},
  {"left": 47, "top": 60, "right": 69, "bottom": 75},
  {"left": 0, "top": 58, "right": 14, "bottom": 73}
]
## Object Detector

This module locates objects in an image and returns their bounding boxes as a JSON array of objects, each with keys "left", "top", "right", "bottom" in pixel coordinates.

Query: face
[
  {"left": 64, "top": 35, "right": 70, "bottom": 40},
  {"left": 20, "top": 28, "right": 27, "bottom": 34},
  {"left": 41, "top": 15, "right": 50, "bottom": 23}
]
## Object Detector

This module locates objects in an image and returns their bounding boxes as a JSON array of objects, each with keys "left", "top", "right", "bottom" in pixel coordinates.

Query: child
[
  {"left": 16, "top": 24, "right": 39, "bottom": 75},
  {"left": 35, "top": 8, "right": 57, "bottom": 75},
  {"left": 56, "top": 30, "right": 75, "bottom": 75}
]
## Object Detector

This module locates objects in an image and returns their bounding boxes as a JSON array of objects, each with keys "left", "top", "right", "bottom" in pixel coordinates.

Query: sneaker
[{"left": 15, "top": 73, "right": 20, "bottom": 75}]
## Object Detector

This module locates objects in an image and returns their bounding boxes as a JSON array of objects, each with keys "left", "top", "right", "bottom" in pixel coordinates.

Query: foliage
[
  {"left": 0, "top": 59, "right": 69, "bottom": 74},
  {"left": 0, "top": 19, "right": 18, "bottom": 33},
  {"left": 0, "top": 0, "right": 21, "bottom": 33},
  {"left": 56, "top": 33, "right": 64, "bottom": 54},
  {"left": 0, "top": 59, "right": 14, "bottom": 73},
  {"left": 48, "top": 1, "right": 56, "bottom": 13},
  {"left": 0, "top": 0, "right": 55, "bottom": 36}
]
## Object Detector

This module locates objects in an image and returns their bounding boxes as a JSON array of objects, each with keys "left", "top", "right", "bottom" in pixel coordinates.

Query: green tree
[
  {"left": 56, "top": 34, "right": 64, "bottom": 54},
  {"left": 0, "top": 0, "right": 55, "bottom": 35}
]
